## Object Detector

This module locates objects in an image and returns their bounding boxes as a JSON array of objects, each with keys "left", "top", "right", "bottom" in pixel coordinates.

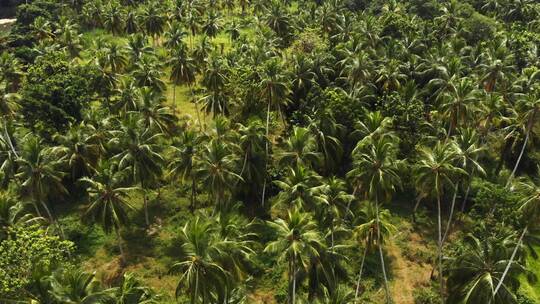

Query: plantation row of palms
[{"left": 2, "top": 0, "right": 540, "bottom": 303}]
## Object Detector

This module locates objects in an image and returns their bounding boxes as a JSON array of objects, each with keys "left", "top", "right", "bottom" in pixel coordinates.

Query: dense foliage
[{"left": 1, "top": 0, "right": 540, "bottom": 303}]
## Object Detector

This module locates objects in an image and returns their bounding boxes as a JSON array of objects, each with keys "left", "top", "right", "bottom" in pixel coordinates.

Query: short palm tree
[
  {"left": 49, "top": 267, "right": 115, "bottom": 304},
  {"left": 265, "top": 209, "right": 325, "bottom": 304}
]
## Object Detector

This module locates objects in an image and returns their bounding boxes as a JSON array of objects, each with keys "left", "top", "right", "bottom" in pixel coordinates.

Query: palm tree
[
  {"left": 265, "top": 209, "right": 325, "bottom": 304},
  {"left": 49, "top": 268, "right": 115, "bottom": 304},
  {"left": 279, "top": 127, "right": 322, "bottom": 169},
  {"left": 202, "top": 11, "right": 221, "bottom": 39},
  {"left": 102, "top": 3, "right": 124, "bottom": 36},
  {"left": 164, "top": 22, "right": 188, "bottom": 50},
  {"left": 194, "top": 140, "right": 241, "bottom": 212},
  {"left": 347, "top": 137, "right": 401, "bottom": 303},
  {"left": 353, "top": 202, "right": 396, "bottom": 302},
  {"left": 438, "top": 77, "right": 478, "bottom": 139},
  {"left": 101, "top": 43, "right": 128, "bottom": 74},
  {"left": 259, "top": 59, "right": 290, "bottom": 205},
  {"left": 16, "top": 136, "right": 67, "bottom": 230},
  {"left": 0, "top": 91, "right": 20, "bottom": 160},
  {"left": 113, "top": 272, "right": 159, "bottom": 303},
  {"left": 493, "top": 177, "right": 540, "bottom": 296},
  {"left": 0, "top": 193, "right": 44, "bottom": 239},
  {"left": 274, "top": 164, "right": 327, "bottom": 211},
  {"left": 414, "top": 141, "right": 464, "bottom": 302},
  {"left": 80, "top": 162, "right": 135, "bottom": 264},
  {"left": 125, "top": 11, "right": 140, "bottom": 34},
  {"left": 142, "top": 3, "right": 166, "bottom": 46},
  {"left": 110, "top": 116, "right": 164, "bottom": 226},
  {"left": 264, "top": 2, "right": 292, "bottom": 40},
  {"left": 137, "top": 87, "right": 176, "bottom": 135},
  {"left": 131, "top": 56, "right": 166, "bottom": 93},
  {"left": 169, "top": 217, "right": 230, "bottom": 304},
  {"left": 168, "top": 49, "right": 198, "bottom": 116},
  {"left": 168, "top": 130, "right": 203, "bottom": 211},
  {"left": 236, "top": 119, "right": 267, "bottom": 187},
  {"left": 323, "top": 177, "right": 354, "bottom": 249},
  {"left": 504, "top": 92, "right": 539, "bottom": 187},
  {"left": 447, "top": 234, "right": 526, "bottom": 304}
]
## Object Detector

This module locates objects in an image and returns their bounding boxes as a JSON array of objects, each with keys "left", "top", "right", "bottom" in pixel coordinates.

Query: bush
[{"left": 414, "top": 286, "right": 439, "bottom": 304}]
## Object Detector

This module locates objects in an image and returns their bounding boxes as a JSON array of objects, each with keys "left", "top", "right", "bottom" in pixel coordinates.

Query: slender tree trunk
[
  {"left": 292, "top": 255, "right": 296, "bottom": 304},
  {"left": 190, "top": 85, "right": 203, "bottom": 131},
  {"left": 116, "top": 227, "right": 126, "bottom": 264},
  {"left": 142, "top": 180, "right": 150, "bottom": 226},
  {"left": 436, "top": 192, "right": 444, "bottom": 304},
  {"left": 506, "top": 120, "right": 533, "bottom": 188},
  {"left": 494, "top": 226, "right": 527, "bottom": 295},
  {"left": 442, "top": 183, "right": 458, "bottom": 245},
  {"left": 412, "top": 195, "right": 422, "bottom": 223},
  {"left": 3, "top": 121, "right": 18, "bottom": 158},
  {"left": 355, "top": 244, "right": 369, "bottom": 302},
  {"left": 172, "top": 83, "right": 177, "bottom": 115},
  {"left": 375, "top": 199, "right": 392, "bottom": 303},
  {"left": 190, "top": 179, "right": 196, "bottom": 213},
  {"left": 261, "top": 101, "right": 271, "bottom": 207}
]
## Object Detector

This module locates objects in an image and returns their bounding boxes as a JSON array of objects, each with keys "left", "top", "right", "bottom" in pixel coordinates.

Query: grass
[{"left": 520, "top": 246, "right": 540, "bottom": 302}]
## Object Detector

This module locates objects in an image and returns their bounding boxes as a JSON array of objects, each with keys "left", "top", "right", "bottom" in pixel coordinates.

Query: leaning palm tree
[
  {"left": 80, "top": 162, "right": 135, "bottom": 264},
  {"left": 493, "top": 176, "right": 540, "bottom": 296},
  {"left": 504, "top": 92, "right": 539, "bottom": 187},
  {"left": 0, "top": 193, "right": 44, "bottom": 239},
  {"left": 414, "top": 141, "right": 464, "bottom": 302},
  {"left": 347, "top": 137, "right": 401, "bottom": 304},
  {"left": 447, "top": 234, "right": 526, "bottom": 304},
  {"left": 265, "top": 208, "right": 325, "bottom": 304},
  {"left": 169, "top": 216, "right": 230, "bottom": 304}
]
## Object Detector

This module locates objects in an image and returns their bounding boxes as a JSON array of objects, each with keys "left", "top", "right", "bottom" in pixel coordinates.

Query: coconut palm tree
[
  {"left": 438, "top": 77, "right": 479, "bottom": 139},
  {"left": 347, "top": 137, "right": 401, "bottom": 303},
  {"left": 49, "top": 268, "right": 115, "bottom": 304},
  {"left": 142, "top": 3, "right": 166, "bottom": 46},
  {"left": 274, "top": 164, "right": 327, "bottom": 212},
  {"left": 137, "top": 87, "right": 176, "bottom": 135},
  {"left": 414, "top": 141, "right": 464, "bottom": 302},
  {"left": 109, "top": 116, "right": 164, "bottom": 226},
  {"left": 80, "top": 161, "right": 135, "bottom": 263},
  {"left": 169, "top": 216, "right": 230, "bottom": 304},
  {"left": 131, "top": 56, "right": 166, "bottom": 93},
  {"left": 168, "top": 130, "right": 204, "bottom": 211},
  {"left": 279, "top": 127, "right": 322, "bottom": 169},
  {"left": 353, "top": 202, "right": 396, "bottom": 302},
  {"left": 164, "top": 22, "right": 188, "bottom": 50},
  {"left": 504, "top": 92, "right": 539, "bottom": 187},
  {"left": 168, "top": 47, "right": 198, "bottom": 117},
  {"left": 102, "top": 3, "right": 124, "bottom": 36},
  {"left": 194, "top": 140, "right": 241, "bottom": 212},
  {"left": 202, "top": 11, "right": 221, "bottom": 39},
  {"left": 265, "top": 208, "right": 325, "bottom": 304},
  {"left": 236, "top": 119, "right": 267, "bottom": 188},
  {"left": 447, "top": 234, "right": 526, "bottom": 304},
  {"left": 493, "top": 176, "right": 540, "bottom": 296},
  {"left": 125, "top": 11, "right": 140, "bottom": 34},
  {"left": 0, "top": 193, "right": 44, "bottom": 239},
  {"left": 113, "top": 272, "right": 159, "bottom": 304},
  {"left": 101, "top": 43, "right": 128, "bottom": 74},
  {"left": 16, "top": 136, "right": 67, "bottom": 230}
]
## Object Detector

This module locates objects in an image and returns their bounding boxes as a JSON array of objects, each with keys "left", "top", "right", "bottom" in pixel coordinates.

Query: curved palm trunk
[
  {"left": 506, "top": 120, "right": 533, "bottom": 188},
  {"left": 374, "top": 198, "right": 392, "bottom": 303},
  {"left": 442, "top": 183, "right": 458, "bottom": 245},
  {"left": 354, "top": 244, "right": 369, "bottom": 302},
  {"left": 493, "top": 226, "right": 527, "bottom": 296}
]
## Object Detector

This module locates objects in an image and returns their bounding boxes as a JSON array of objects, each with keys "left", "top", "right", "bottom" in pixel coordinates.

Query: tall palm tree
[
  {"left": 80, "top": 162, "right": 135, "bottom": 263},
  {"left": 142, "top": 3, "right": 166, "bottom": 46},
  {"left": 102, "top": 3, "right": 125, "bottom": 36},
  {"left": 353, "top": 202, "right": 396, "bottom": 302},
  {"left": 110, "top": 116, "right": 164, "bottom": 226},
  {"left": 131, "top": 56, "right": 166, "bottom": 93},
  {"left": 438, "top": 77, "right": 478, "bottom": 139},
  {"left": 236, "top": 119, "right": 267, "bottom": 188},
  {"left": 274, "top": 164, "right": 327, "bottom": 211},
  {"left": 504, "top": 92, "right": 539, "bottom": 187},
  {"left": 168, "top": 47, "right": 198, "bottom": 116},
  {"left": 202, "top": 11, "right": 221, "bottom": 39},
  {"left": 259, "top": 59, "right": 290, "bottom": 206},
  {"left": 414, "top": 141, "right": 464, "bottom": 302},
  {"left": 137, "top": 87, "right": 176, "bottom": 135},
  {"left": 347, "top": 137, "right": 401, "bottom": 303},
  {"left": 164, "top": 22, "right": 188, "bottom": 50},
  {"left": 265, "top": 209, "right": 325, "bottom": 304}
]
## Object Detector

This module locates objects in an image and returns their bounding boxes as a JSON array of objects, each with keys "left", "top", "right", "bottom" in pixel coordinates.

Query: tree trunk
[
  {"left": 190, "top": 86, "right": 203, "bottom": 131},
  {"left": 355, "top": 244, "right": 369, "bottom": 302},
  {"left": 261, "top": 101, "right": 271, "bottom": 207},
  {"left": 436, "top": 192, "right": 444, "bottom": 304},
  {"left": 292, "top": 255, "right": 296, "bottom": 304},
  {"left": 3, "top": 121, "right": 18, "bottom": 158},
  {"left": 375, "top": 199, "right": 392, "bottom": 303},
  {"left": 412, "top": 195, "right": 422, "bottom": 223},
  {"left": 442, "top": 183, "right": 458, "bottom": 245},
  {"left": 506, "top": 117, "right": 534, "bottom": 188},
  {"left": 142, "top": 180, "right": 150, "bottom": 226},
  {"left": 116, "top": 227, "right": 126, "bottom": 264},
  {"left": 190, "top": 179, "right": 196, "bottom": 213},
  {"left": 494, "top": 226, "right": 527, "bottom": 295},
  {"left": 172, "top": 83, "right": 177, "bottom": 115}
]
